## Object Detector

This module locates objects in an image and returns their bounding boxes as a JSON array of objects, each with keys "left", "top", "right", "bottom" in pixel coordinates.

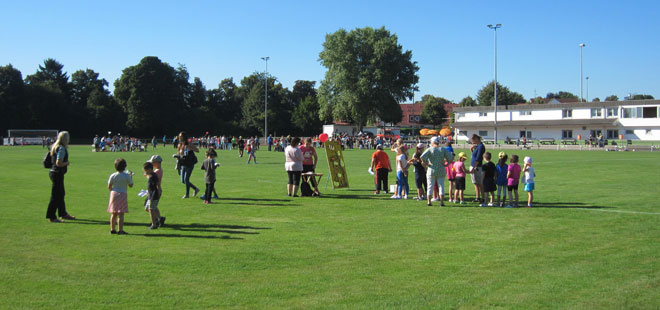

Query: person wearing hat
[
  {"left": 420, "top": 136, "right": 453, "bottom": 206},
  {"left": 453, "top": 152, "right": 469, "bottom": 204},
  {"left": 370, "top": 144, "right": 392, "bottom": 195},
  {"left": 470, "top": 134, "right": 486, "bottom": 206},
  {"left": 146, "top": 155, "right": 166, "bottom": 226},
  {"left": 408, "top": 143, "right": 428, "bottom": 200}
]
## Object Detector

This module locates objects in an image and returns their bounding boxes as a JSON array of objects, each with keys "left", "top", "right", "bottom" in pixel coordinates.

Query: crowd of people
[{"left": 45, "top": 130, "right": 536, "bottom": 234}]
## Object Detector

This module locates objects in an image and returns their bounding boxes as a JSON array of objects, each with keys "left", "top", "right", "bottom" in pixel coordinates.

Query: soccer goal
[{"left": 5, "top": 129, "right": 58, "bottom": 145}]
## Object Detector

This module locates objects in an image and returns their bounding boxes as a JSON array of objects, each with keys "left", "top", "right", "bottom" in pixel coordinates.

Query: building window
[
  {"left": 414, "top": 116, "right": 420, "bottom": 122},
  {"left": 590, "top": 130, "right": 603, "bottom": 138},
  {"left": 643, "top": 107, "right": 658, "bottom": 118},
  {"left": 591, "top": 108, "right": 602, "bottom": 118},
  {"left": 622, "top": 107, "right": 642, "bottom": 118},
  {"left": 519, "top": 131, "right": 532, "bottom": 138},
  {"left": 520, "top": 111, "right": 532, "bottom": 116},
  {"left": 562, "top": 130, "right": 573, "bottom": 138},
  {"left": 606, "top": 107, "right": 618, "bottom": 117},
  {"left": 606, "top": 129, "right": 619, "bottom": 139},
  {"left": 458, "top": 130, "right": 467, "bottom": 136},
  {"left": 625, "top": 130, "right": 634, "bottom": 135},
  {"left": 562, "top": 109, "right": 573, "bottom": 118},
  {"left": 409, "top": 115, "right": 415, "bottom": 122},
  {"left": 478, "top": 130, "right": 488, "bottom": 137},
  {"left": 479, "top": 112, "right": 488, "bottom": 117}
]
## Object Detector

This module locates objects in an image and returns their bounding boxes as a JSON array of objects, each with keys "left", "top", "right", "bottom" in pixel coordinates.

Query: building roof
[
  {"left": 454, "top": 100, "right": 660, "bottom": 113},
  {"left": 453, "top": 118, "right": 622, "bottom": 128}
]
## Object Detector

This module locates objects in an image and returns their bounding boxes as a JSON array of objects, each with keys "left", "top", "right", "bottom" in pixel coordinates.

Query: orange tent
[
  {"left": 419, "top": 129, "right": 430, "bottom": 136},
  {"left": 439, "top": 127, "right": 451, "bottom": 137}
]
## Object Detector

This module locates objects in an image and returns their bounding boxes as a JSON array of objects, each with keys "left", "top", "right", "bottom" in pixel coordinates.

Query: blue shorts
[{"left": 524, "top": 183, "right": 535, "bottom": 192}]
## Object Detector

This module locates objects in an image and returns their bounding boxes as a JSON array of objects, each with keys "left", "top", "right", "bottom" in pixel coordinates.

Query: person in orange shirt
[{"left": 370, "top": 144, "right": 392, "bottom": 195}]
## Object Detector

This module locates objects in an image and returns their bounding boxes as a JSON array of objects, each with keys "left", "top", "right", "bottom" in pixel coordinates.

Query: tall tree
[
  {"left": 292, "top": 96, "right": 323, "bottom": 135},
  {"left": 25, "top": 58, "right": 71, "bottom": 97},
  {"left": 318, "top": 26, "right": 419, "bottom": 129},
  {"left": 476, "top": 81, "right": 525, "bottom": 106},
  {"left": 239, "top": 73, "right": 293, "bottom": 136},
  {"left": 458, "top": 96, "right": 476, "bottom": 107},
  {"left": 605, "top": 95, "right": 619, "bottom": 101},
  {"left": 114, "top": 56, "right": 185, "bottom": 136},
  {"left": 23, "top": 59, "right": 72, "bottom": 131},
  {"left": 0, "top": 65, "right": 25, "bottom": 133},
  {"left": 419, "top": 95, "right": 449, "bottom": 128},
  {"left": 207, "top": 78, "right": 241, "bottom": 133}
]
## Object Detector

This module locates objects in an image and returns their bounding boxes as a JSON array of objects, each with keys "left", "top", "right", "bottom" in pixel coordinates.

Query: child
[
  {"left": 445, "top": 152, "right": 456, "bottom": 203},
  {"left": 395, "top": 145, "right": 410, "bottom": 199},
  {"left": 146, "top": 155, "right": 166, "bottom": 226},
  {"left": 453, "top": 152, "right": 468, "bottom": 204},
  {"left": 370, "top": 144, "right": 392, "bottom": 195},
  {"left": 201, "top": 149, "right": 219, "bottom": 204},
  {"left": 482, "top": 152, "right": 497, "bottom": 206},
  {"left": 495, "top": 152, "right": 509, "bottom": 207},
  {"left": 107, "top": 158, "right": 133, "bottom": 235},
  {"left": 408, "top": 143, "right": 427, "bottom": 200},
  {"left": 506, "top": 155, "right": 522, "bottom": 208},
  {"left": 247, "top": 139, "right": 258, "bottom": 164},
  {"left": 143, "top": 162, "right": 162, "bottom": 229},
  {"left": 523, "top": 156, "right": 536, "bottom": 207}
]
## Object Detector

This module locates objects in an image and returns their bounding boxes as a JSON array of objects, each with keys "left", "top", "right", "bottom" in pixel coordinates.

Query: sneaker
[
  {"left": 148, "top": 225, "right": 158, "bottom": 230},
  {"left": 117, "top": 231, "right": 128, "bottom": 235},
  {"left": 390, "top": 194, "right": 398, "bottom": 199},
  {"left": 213, "top": 195, "right": 219, "bottom": 199},
  {"left": 403, "top": 195, "right": 408, "bottom": 200},
  {"left": 393, "top": 196, "right": 401, "bottom": 200},
  {"left": 182, "top": 195, "right": 189, "bottom": 199},
  {"left": 527, "top": 204, "right": 532, "bottom": 208},
  {"left": 374, "top": 191, "right": 380, "bottom": 195},
  {"left": 487, "top": 203, "right": 494, "bottom": 207},
  {"left": 193, "top": 188, "right": 200, "bottom": 197},
  {"left": 431, "top": 198, "right": 439, "bottom": 202},
  {"left": 159, "top": 217, "right": 166, "bottom": 227},
  {"left": 110, "top": 230, "right": 117, "bottom": 234},
  {"left": 479, "top": 203, "right": 487, "bottom": 207},
  {"left": 49, "top": 218, "right": 63, "bottom": 223},
  {"left": 61, "top": 214, "right": 76, "bottom": 220},
  {"left": 459, "top": 201, "right": 465, "bottom": 204}
]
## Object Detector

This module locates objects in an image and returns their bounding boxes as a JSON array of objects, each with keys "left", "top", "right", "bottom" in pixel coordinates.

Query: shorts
[
  {"left": 455, "top": 177, "right": 466, "bottom": 190},
  {"left": 524, "top": 183, "right": 535, "bottom": 192},
  {"left": 287, "top": 171, "right": 302, "bottom": 186},
  {"left": 507, "top": 184, "right": 519, "bottom": 191},
  {"left": 145, "top": 199, "right": 159, "bottom": 211},
  {"left": 470, "top": 166, "right": 484, "bottom": 185},
  {"left": 415, "top": 174, "right": 426, "bottom": 190},
  {"left": 483, "top": 179, "right": 497, "bottom": 193}
]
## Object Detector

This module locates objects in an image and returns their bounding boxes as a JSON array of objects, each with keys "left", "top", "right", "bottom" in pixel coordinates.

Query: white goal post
[{"left": 5, "top": 129, "right": 59, "bottom": 145}]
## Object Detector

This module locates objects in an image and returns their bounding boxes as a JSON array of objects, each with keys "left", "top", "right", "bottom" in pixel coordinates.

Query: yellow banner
[{"left": 324, "top": 141, "right": 349, "bottom": 189}]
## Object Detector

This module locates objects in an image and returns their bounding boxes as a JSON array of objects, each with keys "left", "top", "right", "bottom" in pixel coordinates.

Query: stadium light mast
[
  {"left": 261, "top": 56, "right": 270, "bottom": 139},
  {"left": 579, "top": 43, "right": 586, "bottom": 102},
  {"left": 487, "top": 23, "right": 502, "bottom": 144}
]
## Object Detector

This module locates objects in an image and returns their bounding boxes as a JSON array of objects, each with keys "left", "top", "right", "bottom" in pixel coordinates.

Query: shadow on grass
[
  {"left": 67, "top": 219, "right": 269, "bottom": 237},
  {"left": 221, "top": 197, "right": 292, "bottom": 202},
  {"left": 220, "top": 201, "right": 299, "bottom": 207},
  {"left": 129, "top": 233, "right": 243, "bottom": 240},
  {"left": 319, "top": 193, "right": 378, "bottom": 200},
  {"left": 530, "top": 202, "right": 612, "bottom": 209}
]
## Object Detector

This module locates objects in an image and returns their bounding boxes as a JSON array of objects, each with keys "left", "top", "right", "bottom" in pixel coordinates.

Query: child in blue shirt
[{"left": 495, "top": 152, "right": 508, "bottom": 207}]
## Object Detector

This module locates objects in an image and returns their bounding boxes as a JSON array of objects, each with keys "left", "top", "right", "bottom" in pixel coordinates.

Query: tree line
[{"left": 0, "top": 57, "right": 322, "bottom": 138}]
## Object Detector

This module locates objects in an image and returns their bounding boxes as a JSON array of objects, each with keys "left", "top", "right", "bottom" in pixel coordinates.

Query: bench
[
  {"left": 538, "top": 138, "right": 556, "bottom": 145},
  {"left": 482, "top": 139, "right": 495, "bottom": 144},
  {"left": 561, "top": 138, "right": 577, "bottom": 145}
]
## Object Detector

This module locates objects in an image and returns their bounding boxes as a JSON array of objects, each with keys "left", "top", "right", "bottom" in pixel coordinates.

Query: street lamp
[
  {"left": 579, "top": 43, "right": 586, "bottom": 102},
  {"left": 586, "top": 76, "right": 589, "bottom": 102},
  {"left": 261, "top": 56, "right": 269, "bottom": 139},
  {"left": 487, "top": 23, "right": 501, "bottom": 144}
]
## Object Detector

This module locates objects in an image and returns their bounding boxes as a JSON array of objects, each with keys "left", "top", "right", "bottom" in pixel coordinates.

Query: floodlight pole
[
  {"left": 579, "top": 43, "right": 586, "bottom": 102},
  {"left": 261, "top": 56, "right": 270, "bottom": 139},
  {"left": 488, "top": 24, "right": 502, "bottom": 144}
]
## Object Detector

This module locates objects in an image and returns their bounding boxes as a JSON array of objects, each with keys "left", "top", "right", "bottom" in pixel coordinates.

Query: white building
[{"left": 452, "top": 100, "right": 660, "bottom": 141}]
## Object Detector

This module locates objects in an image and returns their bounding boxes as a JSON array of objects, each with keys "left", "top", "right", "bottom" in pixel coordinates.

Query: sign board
[{"left": 324, "top": 140, "right": 349, "bottom": 189}]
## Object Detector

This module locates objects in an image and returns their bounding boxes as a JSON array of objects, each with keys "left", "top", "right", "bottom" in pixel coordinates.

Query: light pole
[
  {"left": 487, "top": 24, "right": 501, "bottom": 144},
  {"left": 579, "top": 43, "right": 586, "bottom": 102},
  {"left": 586, "top": 76, "right": 589, "bottom": 102},
  {"left": 261, "top": 56, "right": 269, "bottom": 139}
]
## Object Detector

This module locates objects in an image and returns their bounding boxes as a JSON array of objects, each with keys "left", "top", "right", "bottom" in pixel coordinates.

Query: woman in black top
[
  {"left": 47, "top": 131, "right": 76, "bottom": 223},
  {"left": 176, "top": 132, "right": 200, "bottom": 198}
]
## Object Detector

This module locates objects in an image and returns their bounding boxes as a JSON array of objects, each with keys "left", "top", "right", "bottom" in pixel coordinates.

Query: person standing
[
  {"left": 370, "top": 144, "right": 392, "bottom": 195},
  {"left": 176, "top": 131, "right": 200, "bottom": 199},
  {"left": 284, "top": 137, "right": 304, "bottom": 197},
  {"left": 420, "top": 136, "right": 453, "bottom": 207},
  {"left": 469, "top": 134, "right": 486, "bottom": 206},
  {"left": 267, "top": 135, "right": 273, "bottom": 152},
  {"left": 300, "top": 138, "right": 320, "bottom": 195},
  {"left": 46, "top": 131, "right": 76, "bottom": 222}
]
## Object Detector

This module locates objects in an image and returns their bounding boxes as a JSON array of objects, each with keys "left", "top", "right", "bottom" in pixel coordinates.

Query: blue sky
[{"left": 1, "top": 0, "right": 658, "bottom": 103}]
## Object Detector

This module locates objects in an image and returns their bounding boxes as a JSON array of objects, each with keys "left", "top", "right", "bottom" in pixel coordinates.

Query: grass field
[{"left": 0, "top": 145, "right": 658, "bottom": 309}]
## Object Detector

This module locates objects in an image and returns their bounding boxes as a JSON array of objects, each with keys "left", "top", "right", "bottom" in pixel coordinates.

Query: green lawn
[{"left": 0, "top": 145, "right": 658, "bottom": 309}]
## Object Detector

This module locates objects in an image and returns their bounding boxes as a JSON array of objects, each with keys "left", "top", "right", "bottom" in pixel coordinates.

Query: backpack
[
  {"left": 300, "top": 180, "right": 314, "bottom": 197},
  {"left": 43, "top": 151, "right": 53, "bottom": 169}
]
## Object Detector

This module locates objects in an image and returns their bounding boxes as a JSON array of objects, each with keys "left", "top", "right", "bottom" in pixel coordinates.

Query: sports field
[{"left": 0, "top": 145, "right": 658, "bottom": 309}]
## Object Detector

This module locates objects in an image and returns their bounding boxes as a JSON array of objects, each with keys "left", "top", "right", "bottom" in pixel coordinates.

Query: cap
[
  {"left": 147, "top": 155, "right": 162, "bottom": 163},
  {"left": 524, "top": 156, "right": 532, "bottom": 164},
  {"left": 498, "top": 151, "right": 507, "bottom": 159},
  {"left": 430, "top": 136, "right": 440, "bottom": 144},
  {"left": 457, "top": 152, "right": 467, "bottom": 160},
  {"left": 416, "top": 143, "right": 425, "bottom": 149}
]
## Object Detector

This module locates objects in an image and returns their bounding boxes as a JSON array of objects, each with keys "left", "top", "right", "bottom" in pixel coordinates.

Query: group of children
[
  {"left": 106, "top": 149, "right": 222, "bottom": 235},
  {"left": 374, "top": 140, "right": 536, "bottom": 208},
  {"left": 446, "top": 151, "right": 536, "bottom": 207}
]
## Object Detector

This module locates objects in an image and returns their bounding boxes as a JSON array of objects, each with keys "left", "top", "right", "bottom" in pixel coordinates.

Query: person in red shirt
[{"left": 370, "top": 144, "right": 392, "bottom": 195}]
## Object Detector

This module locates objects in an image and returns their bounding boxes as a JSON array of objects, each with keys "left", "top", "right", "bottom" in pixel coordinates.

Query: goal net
[{"left": 5, "top": 129, "right": 58, "bottom": 145}]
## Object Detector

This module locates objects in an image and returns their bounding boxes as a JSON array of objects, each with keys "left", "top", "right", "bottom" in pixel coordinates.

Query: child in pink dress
[
  {"left": 506, "top": 155, "right": 521, "bottom": 208},
  {"left": 107, "top": 158, "right": 133, "bottom": 234}
]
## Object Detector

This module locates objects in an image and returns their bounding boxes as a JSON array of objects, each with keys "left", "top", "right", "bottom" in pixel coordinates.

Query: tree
[
  {"left": 546, "top": 91, "right": 578, "bottom": 99},
  {"left": 593, "top": 97, "right": 601, "bottom": 102},
  {"left": 459, "top": 96, "right": 476, "bottom": 107},
  {"left": 419, "top": 95, "right": 449, "bottom": 128},
  {"left": 23, "top": 59, "right": 73, "bottom": 131},
  {"left": 207, "top": 78, "right": 241, "bottom": 133},
  {"left": 25, "top": 58, "right": 71, "bottom": 97},
  {"left": 631, "top": 94, "right": 654, "bottom": 100},
  {"left": 291, "top": 80, "right": 317, "bottom": 106},
  {"left": 114, "top": 56, "right": 185, "bottom": 136},
  {"left": 530, "top": 96, "right": 545, "bottom": 104},
  {"left": 292, "top": 96, "right": 323, "bottom": 135},
  {"left": 239, "top": 73, "right": 293, "bottom": 136},
  {"left": 318, "top": 26, "right": 419, "bottom": 129},
  {"left": 476, "top": 81, "right": 525, "bottom": 106},
  {"left": 0, "top": 65, "right": 25, "bottom": 133},
  {"left": 70, "top": 69, "right": 115, "bottom": 133},
  {"left": 605, "top": 95, "right": 619, "bottom": 102}
]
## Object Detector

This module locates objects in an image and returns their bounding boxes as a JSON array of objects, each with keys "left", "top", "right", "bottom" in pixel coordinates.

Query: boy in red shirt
[{"left": 370, "top": 144, "right": 392, "bottom": 194}]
